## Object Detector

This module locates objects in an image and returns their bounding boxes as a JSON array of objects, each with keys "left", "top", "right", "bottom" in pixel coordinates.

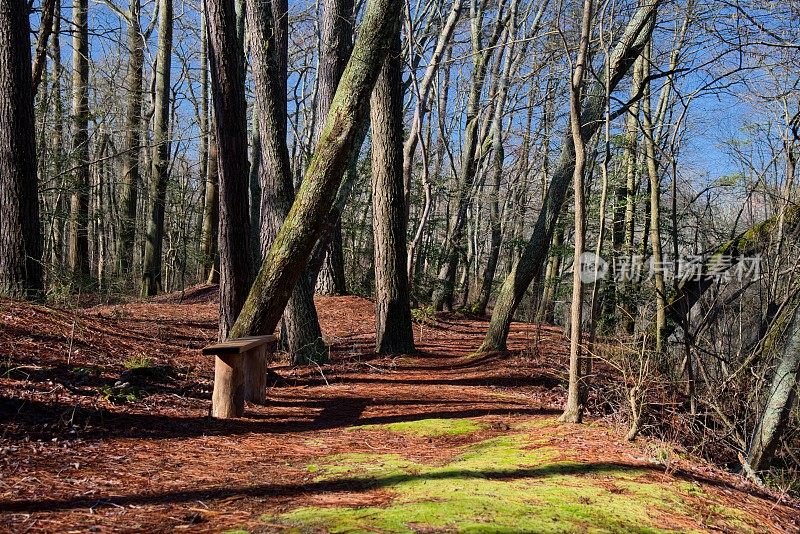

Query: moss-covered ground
[{"left": 263, "top": 418, "right": 759, "bottom": 533}]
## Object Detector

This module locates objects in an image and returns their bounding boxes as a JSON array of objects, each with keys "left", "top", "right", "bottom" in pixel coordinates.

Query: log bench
[{"left": 202, "top": 335, "right": 278, "bottom": 418}]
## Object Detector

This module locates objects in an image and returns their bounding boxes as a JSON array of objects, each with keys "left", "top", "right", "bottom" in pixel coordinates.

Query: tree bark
[
  {"left": 206, "top": 0, "right": 253, "bottom": 339},
  {"left": 68, "top": 0, "right": 91, "bottom": 285},
  {"left": 200, "top": 119, "right": 220, "bottom": 284},
  {"left": 313, "top": 0, "right": 354, "bottom": 297},
  {"left": 141, "top": 0, "right": 173, "bottom": 296},
  {"left": 641, "top": 42, "right": 666, "bottom": 354},
  {"left": 0, "top": 0, "right": 43, "bottom": 299},
  {"left": 116, "top": 0, "right": 145, "bottom": 276},
  {"left": 229, "top": 0, "right": 401, "bottom": 340},
  {"left": 477, "top": 0, "right": 659, "bottom": 353},
  {"left": 247, "top": 0, "right": 327, "bottom": 363},
  {"left": 746, "top": 299, "right": 800, "bottom": 472},
  {"left": 371, "top": 31, "right": 415, "bottom": 354},
  {"left": 560, "top": 0, "right": 592, "bottom": 424},
  {"left": 431, "top": 0, "right": 507, "bottom": 311}
]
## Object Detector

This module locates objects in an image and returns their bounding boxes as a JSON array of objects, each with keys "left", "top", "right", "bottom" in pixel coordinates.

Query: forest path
[{"left": 1, "top": 288, "right": 797, "bottom": 532}]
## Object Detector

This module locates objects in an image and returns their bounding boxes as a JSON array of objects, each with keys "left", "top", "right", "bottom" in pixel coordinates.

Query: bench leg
[
  {"left": 212, "top": 354, "right": 245, "bottom": 418},
  {"left": 245, "top": 346, "right": 268, "bottom": 405}
]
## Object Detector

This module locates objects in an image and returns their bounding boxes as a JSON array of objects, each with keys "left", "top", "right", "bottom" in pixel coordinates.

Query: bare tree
[
  {"left": 68, "top": 0, "right": 91, "bottom": 284},
  {"left": 141, "top": 0, "right": 173, "bottom": 296}
]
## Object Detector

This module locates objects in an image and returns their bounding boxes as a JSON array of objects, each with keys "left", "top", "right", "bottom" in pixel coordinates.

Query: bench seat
[{"left": 203, "top": 334, "right": 278, "bottom": 418}]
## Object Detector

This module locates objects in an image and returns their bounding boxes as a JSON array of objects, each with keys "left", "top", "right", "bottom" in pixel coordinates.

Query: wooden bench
[{"left": 202, "top": 335, "right": 278, "bottom": 418}]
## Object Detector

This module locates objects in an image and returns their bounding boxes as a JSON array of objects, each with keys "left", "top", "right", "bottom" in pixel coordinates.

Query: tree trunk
[
  {"left": 473, "top": 11, "right": 518, "bottom": 316},
  {"left": 116, "top": 0, "right": 144, "bottom": 276},
  {"left": 206, "top": 0, "right": 253, "bottom": 339},
  {"left": 316, "top": 227, "right": 347, "bottom": 295},
  {"left": 68, "top": 0, "right": 91, "bottom": 285},
  {"left": 371, "top": 31, "right": 415, "bottom": 354},
  {"left": 200, "top": 120, "right": 220, "bottom": 284},
  {"left": 141, "top": 0, "right": 173, "bottom": 296},
  {"left": 746, "top": 301, "right": 800, "bottom": 472},
  {"left": 229, "top": 0, "right": 401, "bottom": 340},
  {"left": 560, "top": 0, "right": 592, "bottom": 425},
  {"left": 247, "top": 0, "right": 327, "bottom": 363},
  {"left": 613, "top": 56, "right": 643, "bottom": 334},
  {"left": 641, "top": 42, "right": 666, "bottom": 354},
  {"left": 30, "top": 0, "right": 56, "bottom": 93},
  {"left": 313, "top": 0, "right": 354, "bottom": 297},
  {"left": 0, "top": 0, "right": 43, "bottom": 299},
  {"left": 49, "top": 7, "right": 66, "bottom": 271},
  {"left": 477, "top": 0, "right": 659, "bottom": 353},
  {"left": 431, "top": 0, "right": 507, "bottom": 311},
  {"left": 402, "top": 0, "right": 462, "bottom": 210},
  {"left": 197, "top": 17, "right": 216, "bottom": 283},
  {"left": 249, "top": 107, "right": 262, "bottom": 267}
]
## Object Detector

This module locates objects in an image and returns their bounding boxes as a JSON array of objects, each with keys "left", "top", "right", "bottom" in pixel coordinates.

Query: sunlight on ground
[
  {"left": 252, "top": 419, "right": 759, "bottom": 533},
  {"left": 349, "top": 417, "right": 485, "bottom": 437}
]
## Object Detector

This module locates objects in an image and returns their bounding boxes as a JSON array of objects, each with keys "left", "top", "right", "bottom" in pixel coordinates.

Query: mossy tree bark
[
  {"left": 206, "top": 0, "right": 253, "bottom": 339},
  {"left": 140, "top": 0, "right": 173, "bottom": 296},
  {"left": 662, "top": 203, "right": 800, "bottom": 341},
  {"left": 247, "top": 0, "right": 327, "bottom": 363},
  {"left": 228, "top": 0, "right": 402, "bottom": 340},
  {"left": 477, "top": 0, "right": 660, "bottom": 353},
  {"left": 371, "top": 31, "right": 415, "bottom": 354},
  {"left": 0, "top": 0, "right": 43, "bottom": 299},
  {"left": 611, "top": 57, "right": 643, "bottom": 334},
  {"left": 746, "top": 296, "right": 800, "bottom": 472}
]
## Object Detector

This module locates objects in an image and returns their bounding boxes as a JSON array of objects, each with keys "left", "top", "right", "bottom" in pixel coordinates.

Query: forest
[{"left": 1, "top": 0, "right": 799, "bottom": 531}]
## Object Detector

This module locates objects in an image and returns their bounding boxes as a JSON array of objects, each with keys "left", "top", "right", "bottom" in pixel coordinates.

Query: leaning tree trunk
[
  {"left": 116, "top": 0, "right": 145, "bottom": 277},
  {"left": 206, "top": 0, "right": 253, "bottom": 339},
  {"left": 68, "top": 0, "right": 91, "bottom": 285},
  {"left": 313, "top": 0, "right": 354, "bottom": 296},
  {"left": 746, "top": 295, "right": 800, "bottom": 472},
  {"left": 247, "top": 0, "right": 327, "bottom": 363},
  {"left": 141, "top": 0, "right": 173, "bottom": 296},
  {"left": 477, "top": 0, "right": 659, "bottom": 353},
  {"left": 229, "top": 0, "right": 401, "bottom": 340},
  {"left": 371, "top": 31, "right": 415, "bottom": 354},
  {"left": 0, "top": 0, "right": 43, "bottom": 299}
]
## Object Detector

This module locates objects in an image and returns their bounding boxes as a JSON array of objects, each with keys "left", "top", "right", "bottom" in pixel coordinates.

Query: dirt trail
[{"left": 1, "top": 287, "right": 797, "bottom": 532}]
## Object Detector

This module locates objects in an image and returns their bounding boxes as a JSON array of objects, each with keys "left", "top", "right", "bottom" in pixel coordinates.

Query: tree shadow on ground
[
  {"left": 0, "top": 461, "right": 648, "bottom": 513},
  {"left": 0, "top": 460, "right": 749, "bottom": 515},
  {"left": 0, "top": 395, "right": 558, "bottom": 442}
]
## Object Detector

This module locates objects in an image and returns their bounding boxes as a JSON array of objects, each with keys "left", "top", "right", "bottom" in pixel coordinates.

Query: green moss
[
  {"left": 352, "top": 417, "right": 485, "bottom": 437},
  {"left": 266, "top": 431, "right": 753, "bottom": 533},
  {"left": 308, "top": 453, "right": 427, "bottom": 482},
  {"left": 700, "top": 504, "right": 759, "bottom": 533}
]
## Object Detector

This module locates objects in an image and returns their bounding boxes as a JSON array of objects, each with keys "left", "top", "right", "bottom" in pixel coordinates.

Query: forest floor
[{"left": 1, "top": 285, "right": 798, "bottom": 533}]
